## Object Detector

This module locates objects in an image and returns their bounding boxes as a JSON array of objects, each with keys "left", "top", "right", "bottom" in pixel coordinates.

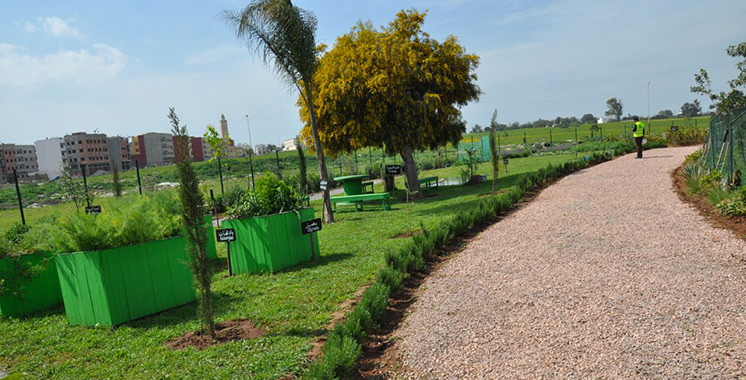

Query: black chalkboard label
[
  {"left": 301, "top": 218, "right": 322, "bottom": 234},
  {"left": 385, "top": 165, "right": 402, "bottom": 175},
  {"left": 216, "top": 228, "right": 236, "bottom": 242},
  {"left": 85, "top": 206, "right": 102, "bottom": 214},
  {"left": 503, "top": 158, "right": 509, "bottom": 165},
  {"left": 671, "top": 125, "right": 679, "bottom": 132}
]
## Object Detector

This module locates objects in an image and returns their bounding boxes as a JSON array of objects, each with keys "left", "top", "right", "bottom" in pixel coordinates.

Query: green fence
[
  {"left": 222, "top": 208, "right": 319, "bottom": 274},
  {"left": 0, "top": 252, "right": 62, "bottom": 317},
  {"left": 458, "top": 136, "right": 490, "bottom": 163},
  {"left": 56, "top": 237, "right": 196, "bottom": 326},
  {"left": 704, "top": 107, "right": 746, "bottom": 178}
]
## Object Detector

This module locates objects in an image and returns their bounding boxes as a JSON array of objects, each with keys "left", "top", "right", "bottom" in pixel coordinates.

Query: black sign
[
  {"left": 216, "top": 228, "right": 236, "bottom": 242},
  {"left": 320, "top": 179, "right": 328, "bottom": 190},
  {"left": 85, "top": 206, "right": 102, "bottom": 214},
  {"left": 301, "top": 218, "right": 322, "bottom": 235},
  {"left": 503, "top": 158, "right": 509, "bottom": 165},
  {"left": 671, "top": 125, "right": 679, "bottom": 132},
  {"left": 385, "top": 165, "right": 402, "bottom": 175}
]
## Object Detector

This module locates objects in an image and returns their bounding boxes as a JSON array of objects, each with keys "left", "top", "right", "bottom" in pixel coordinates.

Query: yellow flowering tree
[{"left": 299, "top": 10, "right": 480, "bottom": 198}]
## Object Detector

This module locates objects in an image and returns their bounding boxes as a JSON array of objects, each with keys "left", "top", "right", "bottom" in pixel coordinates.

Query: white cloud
[
  {"left": 42, "top": 17, "right": 84, "bottom": 39},
  {"left": 23, "top": 17, "right": 84, "bottom": 39},
  {"left": 0, "top": 43, "right": 127, "bottom": 86}
]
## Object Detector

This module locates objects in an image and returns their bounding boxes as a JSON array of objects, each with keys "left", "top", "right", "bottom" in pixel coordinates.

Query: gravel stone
[{"left": 394, "top": 147, "right": 746, "bottom": 379}]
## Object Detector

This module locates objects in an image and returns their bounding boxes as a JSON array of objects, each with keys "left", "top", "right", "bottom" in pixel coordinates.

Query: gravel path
[{"left": 393, "top": 147, "right": 746, "bottom": 379}]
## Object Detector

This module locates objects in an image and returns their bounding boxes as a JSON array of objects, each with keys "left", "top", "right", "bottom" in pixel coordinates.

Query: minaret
[{"left": 220, "top": 114, "right": 229, "bottom": 139}]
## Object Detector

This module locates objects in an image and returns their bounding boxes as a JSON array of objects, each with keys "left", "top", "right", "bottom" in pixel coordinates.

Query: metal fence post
[{"left": 13, "top": 169, "right": 25, "bottom": 225}]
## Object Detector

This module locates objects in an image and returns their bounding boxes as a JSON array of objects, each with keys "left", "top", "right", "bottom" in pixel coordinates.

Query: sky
[{"left": 1, "top": 0, "right": 745, "bottom": 146}]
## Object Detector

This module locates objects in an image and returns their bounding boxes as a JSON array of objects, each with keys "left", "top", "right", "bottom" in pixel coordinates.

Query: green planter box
[
  {"left": 55, "top": 237, "right": 196, "bottom": 327},
  {"left": 0, "top": 252, "right": 62, "bottom": 317},
  {"left": 222, "top": 208, "right": 320, "bottom": 274},
  {"left": 204, "top": 215, "right": 217, "bottom": 260}
]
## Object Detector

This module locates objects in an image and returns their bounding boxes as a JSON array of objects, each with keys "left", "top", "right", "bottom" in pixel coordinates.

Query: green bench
[
  {"left": 331, "top": 192, "right": 391, "bottom": 211},
  {"left": 406, "top": 176, "right": 439, "bottom": 190},
  {"left": 362, "top": 181, "right": 375, "bottom": 194}
]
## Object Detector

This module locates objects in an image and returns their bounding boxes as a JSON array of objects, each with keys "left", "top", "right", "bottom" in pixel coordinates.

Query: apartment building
[
  {"left": 63, "top": 132, "right": 111, "bottom": 176},
  {"left": 35, "top": 137, "right": 65, "bottom": 178},
  {"left": 106, "top": 136, "right": 132, "bottom": 171},
  {"left": 0, "top": 144, "right": 40, "bottom": 183},
  {"left": 130, "top": 132, "right": 174, "bottom": 167}
]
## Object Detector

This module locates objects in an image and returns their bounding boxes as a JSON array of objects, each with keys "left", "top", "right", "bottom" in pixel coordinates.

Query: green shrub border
[{"left": 305, "top": 148, "right": 632, "bottom": 379}]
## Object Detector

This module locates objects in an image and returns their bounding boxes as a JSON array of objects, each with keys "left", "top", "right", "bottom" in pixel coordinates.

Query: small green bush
[
  {"left": 307, "top": 326, "right": 361, "bottom": 380},
  {"left": 50, "top": 194, "right": 182, "bottom": 253},
  {"left": 377, "top": 267, "right": 403, "bottom": 293},
  {"left": 226, "top": 173, "right": 303, "bottom": 219},
  {"left": 359, "top": 283, "right": 390, "bottom": 325}
]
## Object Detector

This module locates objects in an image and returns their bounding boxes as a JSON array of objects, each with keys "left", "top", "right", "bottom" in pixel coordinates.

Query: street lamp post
[
  {"left": 245, "top": 114, "right": 255, "bottom": 189},
  {"left": 647, "top": 81, "right": 651, "bottom": 134}
]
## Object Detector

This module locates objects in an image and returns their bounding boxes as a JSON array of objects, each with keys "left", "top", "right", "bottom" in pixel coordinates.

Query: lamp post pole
[
  {"left": 245, "top": 114, "right": 255, "bottom": 189},
  {"left": 647, "top": 81, "right": 651, "bottom": 134}
]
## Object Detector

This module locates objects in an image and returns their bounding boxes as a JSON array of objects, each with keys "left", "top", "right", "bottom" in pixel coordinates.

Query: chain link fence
[{"left": 704, "top": 107, "right": 746, "bottom": 179}]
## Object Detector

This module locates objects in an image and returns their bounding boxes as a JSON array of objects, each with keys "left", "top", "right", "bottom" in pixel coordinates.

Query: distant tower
[{"left": 220, "top": 114, "right": 229, "bottom": 139}]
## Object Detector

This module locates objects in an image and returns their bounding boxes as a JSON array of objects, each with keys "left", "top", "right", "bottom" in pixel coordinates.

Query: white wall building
[
  {"left": 283, "top": 137, "right": 299, "bottom": 151},
  {"left": 34, "top": 137, "right": 65, "bottom": 178}
]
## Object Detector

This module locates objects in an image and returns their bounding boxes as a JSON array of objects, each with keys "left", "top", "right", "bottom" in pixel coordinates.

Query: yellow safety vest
[{"left": 633, "top": 121, "right": 645, "bottom": 138}]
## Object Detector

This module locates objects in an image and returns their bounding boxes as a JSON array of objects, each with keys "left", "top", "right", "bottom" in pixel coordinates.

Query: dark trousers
[{"left": 635, "top": 137, "right": 643, "bottom": 158}]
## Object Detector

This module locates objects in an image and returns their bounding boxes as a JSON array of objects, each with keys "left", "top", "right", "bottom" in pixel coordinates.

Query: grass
[
  {"left": 461, "top": 116, "right": 710, "bottom": 148},
  {"left": 0, "top": 152, "right": 584, "bottom": 379}
]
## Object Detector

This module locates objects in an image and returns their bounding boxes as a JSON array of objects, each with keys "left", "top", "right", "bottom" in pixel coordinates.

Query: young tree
[
  {"left": 692, "top": 42, "right": 746, "bottom": 114},
  {"left": 605, "top": 98, "right": 623, "bottom": 121},
  {"left": 203, "top": 125, "right": 229, "bottom": 195},
  {"left": 169, "top": 107, "right": 215, "bottom": 340},
  {"left": 110, "top": 159, "right": 123, "bottom": 197},
  {"left": 60, "top": 163, "right": 86, "bottom": 213},
  {"left": 298, "top": 10, "right": 480, "bottom": 199},
  {"left": 224, "top": 0, "right": 335, "bottom": 223},
  {"left": 488, "top": 112, "right": 500, "bottom": 194}
]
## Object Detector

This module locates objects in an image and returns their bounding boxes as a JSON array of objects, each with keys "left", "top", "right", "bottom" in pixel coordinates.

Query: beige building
[
  {"left": 63, "top": 132, "right": 111, "bottom": 176},
  {"left": 0, "top": 144, "right": 40, "bottom": 183}
]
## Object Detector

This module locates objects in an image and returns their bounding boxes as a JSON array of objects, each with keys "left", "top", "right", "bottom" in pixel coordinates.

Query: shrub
[
  {"left": 307, "top": 326, "right": 361, "bottom": 379},
  {"left": 376, "top": 267, "right": 403, "bottom": 293},
  {"left": 50, "top": 194, "right": 182, "bottom": 253},
  {"left": 716, "top": 197, "right": 746, "bottom": 217},
  {"left": 359, "top": 283, "right": 390, "bottom": 325},
  {"left": 226, "top": 173, "right": 303, "bottom": 219},
  {"left": 667, "top": 128, "right": 708, "bottom": 146}
]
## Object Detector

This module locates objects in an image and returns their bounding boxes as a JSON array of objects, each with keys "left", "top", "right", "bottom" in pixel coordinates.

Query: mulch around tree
[
  {"left": 671, "top": 166, "right": 746, "bottom": 239},
  {"left": 165, "top": 319, "right": 265, "bottom": 351}
]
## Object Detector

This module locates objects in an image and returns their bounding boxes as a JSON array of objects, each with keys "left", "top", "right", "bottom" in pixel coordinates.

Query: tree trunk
[
  {"left": 401, "top": 148, "right": 423, "bottom": 200},
  {"left": 304, "top": 82, "right": 335, "bottom": 223}
]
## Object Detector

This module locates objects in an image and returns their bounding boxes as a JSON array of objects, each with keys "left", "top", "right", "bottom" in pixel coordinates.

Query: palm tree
[{"left": 224, "top": 0, "right": 334, "bottom": 223}]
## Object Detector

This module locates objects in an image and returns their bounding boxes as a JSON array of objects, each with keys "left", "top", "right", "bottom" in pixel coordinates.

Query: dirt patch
[
  {"left": 390, "top": 230, "right": 423, "bottom": 239},
  {"left": 165, "top": 319, "right": 265, "bottom": 351},
  {"left": 671, "top": 166, "right": 746, "bottom": 239}
]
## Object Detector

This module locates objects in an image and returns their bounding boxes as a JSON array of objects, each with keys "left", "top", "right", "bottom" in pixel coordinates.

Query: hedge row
[{"left": 305, "top": 149, "right": 623, "bottom": 379}]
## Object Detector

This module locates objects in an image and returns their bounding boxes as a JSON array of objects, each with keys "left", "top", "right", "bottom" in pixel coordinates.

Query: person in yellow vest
[{"left": 632, "top": 116, "right": 646, "bottom": 158}]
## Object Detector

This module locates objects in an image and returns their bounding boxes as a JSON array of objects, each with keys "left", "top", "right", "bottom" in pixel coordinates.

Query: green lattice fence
[{"left": 704, "top": 107, "right": 746, "bottom": 179}]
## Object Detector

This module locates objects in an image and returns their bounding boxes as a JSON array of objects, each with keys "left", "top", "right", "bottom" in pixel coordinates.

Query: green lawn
[
  {"left": 0, "top": 153, "right": 583, "bottom": 379},
  {"left": 461, "top": 116, "right": 710, "bottom": 148}
]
